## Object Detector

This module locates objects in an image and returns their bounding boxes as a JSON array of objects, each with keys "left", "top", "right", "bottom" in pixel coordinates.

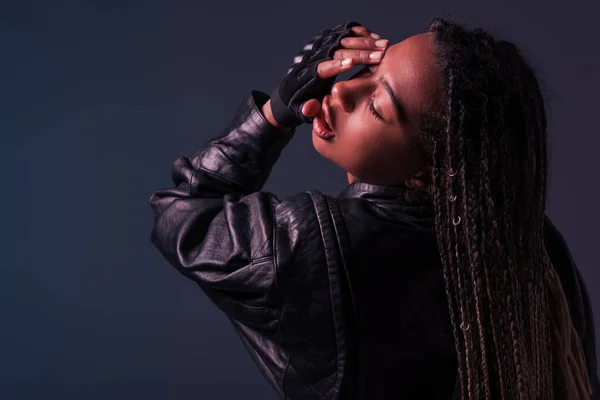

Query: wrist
[{"left": 261, "top": 100, "right": 293, "bottom": 132}]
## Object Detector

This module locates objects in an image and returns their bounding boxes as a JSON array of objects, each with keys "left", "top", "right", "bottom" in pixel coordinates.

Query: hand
[
  {"left": 302, "top": 26, "right": 389, "bottom": 119},
  {"left": 268, "top": 22, "right": 388, "bottom": 128}
]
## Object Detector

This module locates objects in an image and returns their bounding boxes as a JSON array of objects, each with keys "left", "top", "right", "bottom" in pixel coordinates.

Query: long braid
[
  {"left": 498, "top": 42, "right": 545, "bottom": 396},
  {"left": 477, "top": 95, "right": 506, "bottom": 399},
  {"left": 443, "top": 73, "right": 472, "bottom": 399},
  {"left": 474, "top": 93, "right": 495, "bottom": 400},
  {"left": 525, "top": 54, "right": 592, "bottom": 398},
  {"left": 523, "top": 57, "right": 558, "bottom": 395},
  {"left": 492, "top": 41, "right": 530, "bottom": 397},
  {"left": 420, "top": 17, "right": 593, "bottom": 399},
  {"left": 457, "top": 98, "right": 491, "bottom": 398},
  {"left": 453, "top": 99, "right": 480, "bottom": 399},
  {"left": 526, "top": 66, "right": 551, "bottom": 394},
  {"left": 479, "top": 84, "right": 519, "bottom": 399},
  {"left": 431, "top": 75, "right": 467, "bottom": 400},
  {"left": 457, "top": 99, "right": 487, "bottom": 398},
  {"left": 481, "top": 121, "right": 518, "bottom": 400},
  {"left": 531, "top": 70, "right": 556, "bottom": 394}
]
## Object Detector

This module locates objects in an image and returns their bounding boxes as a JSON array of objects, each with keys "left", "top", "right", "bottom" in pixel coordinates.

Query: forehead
[{"left": 380, "top": 33, "right": 442, "bottom": 116}]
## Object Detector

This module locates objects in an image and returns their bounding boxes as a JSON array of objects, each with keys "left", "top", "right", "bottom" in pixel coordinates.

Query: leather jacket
[{"left": 149, "top": 90, "right": 600, "bottom": 399}]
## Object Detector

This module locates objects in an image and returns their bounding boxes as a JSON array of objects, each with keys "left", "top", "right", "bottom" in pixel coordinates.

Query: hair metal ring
[{"left": 453, "top": 216, "right": 461, "bottom": 225}]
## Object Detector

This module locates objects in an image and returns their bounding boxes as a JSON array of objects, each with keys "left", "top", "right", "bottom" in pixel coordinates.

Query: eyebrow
[
  {"left": 376, "top": 46, "right": 406, "bottom": 124},
  {"left": 379, "top": 76, "right": 405, "bottom": 123}
]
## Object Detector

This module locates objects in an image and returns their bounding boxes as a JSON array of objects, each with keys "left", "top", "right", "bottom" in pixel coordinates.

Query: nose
[{"left": 330, "top": 77, "right": 372, "bottom": 113}]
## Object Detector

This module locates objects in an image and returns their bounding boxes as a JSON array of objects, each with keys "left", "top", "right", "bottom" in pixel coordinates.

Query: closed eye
[
  {"left": 369, "top": 97, "right": 384, "bottom": 121},
  {"left": 348, "top": 66, "right": 385, "bottom": 122}
]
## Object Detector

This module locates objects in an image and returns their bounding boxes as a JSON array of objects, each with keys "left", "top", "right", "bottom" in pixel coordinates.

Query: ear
[
  {"left": 405, "top": 166, "right": 433, "bottom": 190},
  {"left": 405, "top": 178, "right": 428, "bottom": 191}
]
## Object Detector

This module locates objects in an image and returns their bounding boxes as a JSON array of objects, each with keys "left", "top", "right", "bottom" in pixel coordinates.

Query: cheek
[
  {"left": 314, "top": 130, "right": 386, "bottom": 175},
  {"left": 312, "top": 132, "right": 331, "bottom": 159},
  {"left": 354, "top": 139, "right": 404, "bottom": 179},
  {"left": 347, "top": 129, "right": 422, "bottom": 183},
  {"left": 312, "top": 124, "right": 369, "bottom": 172},
  {"left": 312, "top": 122, "right": 422, "bottom": 183}
]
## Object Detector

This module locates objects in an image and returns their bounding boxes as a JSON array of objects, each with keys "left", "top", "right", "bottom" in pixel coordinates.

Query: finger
[
  {"left": 301, "top": 99, "right": 322, "bottom": 118},
  {"left": 332, "top": 49, "right": 383, "bottom": 64},
  {"left": 351, "top": 25, "right": 382, "bottom": 39},
  {"left": 317, "top": 58, "right": 354, "bottom": 80},
  {"left": 340, "top": 36, "right": 389, "bottom": 50}
]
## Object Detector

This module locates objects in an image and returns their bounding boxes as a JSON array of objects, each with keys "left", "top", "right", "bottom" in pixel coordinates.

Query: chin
[
  {"left": 311, "top": 127, "right": 325, "bottom": 152},
  {"left": 311, "top": 129, "right": 336, "bottom": 161}
]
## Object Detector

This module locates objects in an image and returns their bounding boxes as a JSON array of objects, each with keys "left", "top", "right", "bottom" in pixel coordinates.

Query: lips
[
  {"left": 312, "top": 96, "right": 335, "bottom": 140},
  {"left": 322, "top": 95, "right": 335, "bottom": 132},
  {"left": 313, "top": 113, "right": 335, "bottom": 140}
]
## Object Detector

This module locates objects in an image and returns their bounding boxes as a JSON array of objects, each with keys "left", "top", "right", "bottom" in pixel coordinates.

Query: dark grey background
[{"left": 1, "top": 0, "right": 598, "bottom": 399}]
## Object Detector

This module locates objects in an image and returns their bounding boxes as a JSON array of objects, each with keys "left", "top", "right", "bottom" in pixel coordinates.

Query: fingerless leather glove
[{"left": 269, "top": 21, "right": 361, "bottom": 127}]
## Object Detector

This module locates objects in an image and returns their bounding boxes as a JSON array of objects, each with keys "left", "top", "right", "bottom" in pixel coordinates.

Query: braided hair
[{"left": 413, "top": 18, "right": 592, "bottom": 399}]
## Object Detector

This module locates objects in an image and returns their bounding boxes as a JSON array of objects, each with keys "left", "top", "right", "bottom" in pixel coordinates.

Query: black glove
[{"left": 269, "top": 21, "right": 361, "bottom": 127}]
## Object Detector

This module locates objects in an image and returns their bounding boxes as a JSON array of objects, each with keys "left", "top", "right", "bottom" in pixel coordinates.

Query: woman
[{"left": 150, "top": 18, "right": 599, "bottom": 399}]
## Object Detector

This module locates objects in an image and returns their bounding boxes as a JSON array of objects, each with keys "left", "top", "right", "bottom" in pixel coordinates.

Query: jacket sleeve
[{"left": 149, "top": 90, "right": 298, "bottom": 331}]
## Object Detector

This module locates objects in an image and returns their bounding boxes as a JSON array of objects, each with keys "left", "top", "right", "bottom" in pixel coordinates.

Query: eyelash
[
  {"left": 369, "top": 98, "right": 384, "bottom": 121},
  {"left": 352, "top": 67, "right": 384, "bottom": 122}
]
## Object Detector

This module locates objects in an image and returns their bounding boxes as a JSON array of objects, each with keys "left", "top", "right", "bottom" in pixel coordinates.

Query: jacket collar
[{"left": 338, "top": 181, "right": 435, "bottom": 219}]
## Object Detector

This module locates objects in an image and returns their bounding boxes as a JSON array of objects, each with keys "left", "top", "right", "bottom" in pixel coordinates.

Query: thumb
[{"left": 301, "top": 99, "right": 322, "bottom": 118}]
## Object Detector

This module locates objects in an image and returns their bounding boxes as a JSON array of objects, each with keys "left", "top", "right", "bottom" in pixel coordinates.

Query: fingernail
[
  {"left": 375, "top": 39, "right": 388, "bottom": 48},
  {"left": 341, "top": 58, "right": 352, "bottom": 67},
  {"left": 370, "top": 32, "right": 381, "bottom": 39},
  {"left": 369, "top": 51, "right": 383, "bottom": 60}
]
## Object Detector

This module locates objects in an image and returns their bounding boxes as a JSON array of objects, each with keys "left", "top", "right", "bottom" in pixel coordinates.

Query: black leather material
[
  {"left": 269, "top": 21, "right": 360, "bottom": 127},
  {"left": 149, "top": 90, "right": 600, "bottom": 399}
]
